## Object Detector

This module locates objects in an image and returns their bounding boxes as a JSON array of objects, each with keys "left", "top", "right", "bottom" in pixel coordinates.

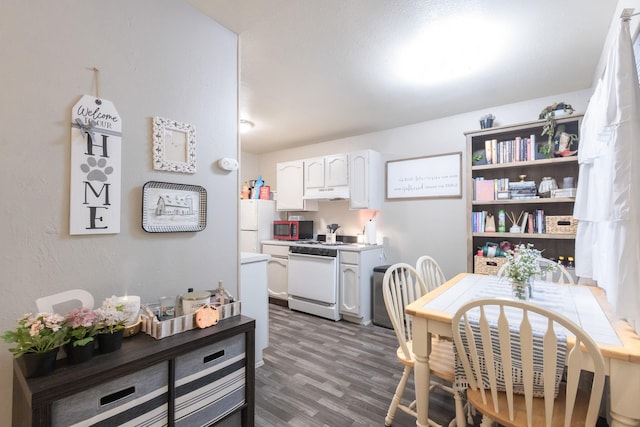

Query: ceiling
[{"left": 187, "top": 0, "right": 627, "bottom": 154}]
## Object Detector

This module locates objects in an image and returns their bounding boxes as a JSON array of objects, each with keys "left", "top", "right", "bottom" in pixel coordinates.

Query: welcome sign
[{"left": 69, "top": 95, "right": 121, "bottom": 234}]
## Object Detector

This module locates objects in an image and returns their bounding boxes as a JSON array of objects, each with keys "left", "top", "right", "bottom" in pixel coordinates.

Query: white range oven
[{"left": 287, "top": 244, "right": 341, "bottom": 321}]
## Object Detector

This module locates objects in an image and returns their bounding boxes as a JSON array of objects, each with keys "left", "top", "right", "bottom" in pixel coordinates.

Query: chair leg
[
  {"left": 385, "top": 365, "right": 412, "bottom": 426},
  {"left": 449, "top": 389, "right": 467, "bottom": 427}
]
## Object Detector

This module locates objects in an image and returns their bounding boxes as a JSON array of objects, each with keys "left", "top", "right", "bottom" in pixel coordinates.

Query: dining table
[{"left": 405, "top": 273, "right": 640, "bottom": 427}]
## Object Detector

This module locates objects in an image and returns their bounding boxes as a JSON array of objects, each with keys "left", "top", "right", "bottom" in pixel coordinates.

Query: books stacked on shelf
[
  {"left": 483, "top": 134, "right": 536, "bottom": 165},
  {"left": 472, "top": 211, "right": 488, "bottom": 232},
  {"left": 509, "top": 181, "right": 537, "bottom": 200},
  {"left": 472, "top": 209, "right": 547, "bottom": 234},
  {"left": 474, "top": 177, "right": 510, "bottom": 201}
]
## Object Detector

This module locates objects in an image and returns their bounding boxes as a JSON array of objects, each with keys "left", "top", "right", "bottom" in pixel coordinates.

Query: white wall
[
  {"left": 0, "top": 1, "right": 238, "bottom": 423},
  {"left": 242, "top": 90, "right": 592, "bottom": 279}
]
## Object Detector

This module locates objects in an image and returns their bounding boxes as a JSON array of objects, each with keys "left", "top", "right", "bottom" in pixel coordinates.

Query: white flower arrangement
[
  {"left": 95, "top": 296, "right": 136, "bottom": 334},
  {"left": 503, "top": 243, "right": 544, "bottom": 283}
]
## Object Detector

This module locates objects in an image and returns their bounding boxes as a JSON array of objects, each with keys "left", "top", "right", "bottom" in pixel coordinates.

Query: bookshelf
[{"left": 465, "top": 114, "right": 583, "bottom": 273}]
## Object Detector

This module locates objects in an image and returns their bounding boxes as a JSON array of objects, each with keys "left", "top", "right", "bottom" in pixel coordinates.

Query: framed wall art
[
  {"left": 142, "top": 181, "right": 207, "bottom": 232},
  {"left": 152, "top": 117, "right": 197, "bottom": 173},
  {"left": 386, "top": 152, "right": 462, "bottom": 200}
]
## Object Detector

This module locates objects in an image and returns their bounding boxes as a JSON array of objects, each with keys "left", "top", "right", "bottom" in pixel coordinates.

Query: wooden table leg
[
  {"left": 609, "top": 359, "right": 640, "bottom": 426},
  {"left": 412, "top": 317, "right": 431, "bottom": 427}
]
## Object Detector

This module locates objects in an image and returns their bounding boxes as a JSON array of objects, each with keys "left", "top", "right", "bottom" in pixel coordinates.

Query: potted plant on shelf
[
  {"left": 538, "top": 102, "right": 574, "bottom": 158},
  {"left": 501, "top": 243, "right": 556, "bottom": 300},
  {"left": 1, "top": 312, "right": 68, "bottom": 377},
  {"left": 94, "top": 296, "right": 136, "bottom": 354},
  {"left": 64, "top": 307, "right": 98, "bottom": 364}
]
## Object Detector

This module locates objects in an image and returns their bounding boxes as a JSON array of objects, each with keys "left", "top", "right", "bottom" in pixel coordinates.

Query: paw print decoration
[{"left": 80, "top": 156, "right": 113, "bottom": 182}]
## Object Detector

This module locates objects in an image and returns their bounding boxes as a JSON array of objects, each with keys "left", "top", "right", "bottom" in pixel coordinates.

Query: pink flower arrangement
[
  {"left": 65, "top": 307, "right": 99, "bottom": 347},
  {"left": 2, "top": 312, "right": 68, "bottom": 358}
]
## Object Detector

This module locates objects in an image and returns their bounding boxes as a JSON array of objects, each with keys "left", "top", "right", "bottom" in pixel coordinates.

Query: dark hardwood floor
[
  {"left": 255, "top": 303, "right": 457, "bottom": 427},
  {"left": 255, "top": 303, "right": 610, "bottom": 427}
]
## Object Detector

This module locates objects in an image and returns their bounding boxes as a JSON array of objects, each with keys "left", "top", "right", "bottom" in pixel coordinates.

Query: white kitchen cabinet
[
  {"left": 339, "top": 247, "right": 384, "bottom": 325},
  {"left": 303, "top": 153, "right": 349, "bottom": 199},
  {"left": 262, "top": 243, "right": 289, "bottom": 301},
  {"left": 349, "top": 149, "right": 382, "bottom": 210},
  {"left": 276, "top": 160, "right": 318, "bottom": 211}
]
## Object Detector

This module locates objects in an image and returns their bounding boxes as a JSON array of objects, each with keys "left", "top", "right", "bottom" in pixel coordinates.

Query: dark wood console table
[{"left": 12, "top": 315, "right": 255, "bottom": 427}]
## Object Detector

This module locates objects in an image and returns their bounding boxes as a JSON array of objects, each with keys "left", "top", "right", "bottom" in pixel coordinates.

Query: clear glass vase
[{"left": 511, "top": 279, "right": 532, "bottom": 301}]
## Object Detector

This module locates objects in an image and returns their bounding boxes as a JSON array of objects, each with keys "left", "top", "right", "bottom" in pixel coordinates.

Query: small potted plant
[
  {"left": 94, "top": 296, "right": 136, "bottom": 353},
  {"left": 1, "top": 312, "right": 68, "bottom": 377},
  {"left": 538, "top": 102, "right": 574, "bottom": 158},
  {"left": 480, "top": 113, "right": 495, "bottom": 129},
  {"left": 64, "top": 307, "right": 99, "bottom": 364},
  {"left": 501, "top": 243, "right": 556, "bottom": 300}
]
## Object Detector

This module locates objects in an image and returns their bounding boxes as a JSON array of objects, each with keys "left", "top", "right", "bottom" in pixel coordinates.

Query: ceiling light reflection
[{"left": 395, "top": 14, "right": 506, "bottom": 85}]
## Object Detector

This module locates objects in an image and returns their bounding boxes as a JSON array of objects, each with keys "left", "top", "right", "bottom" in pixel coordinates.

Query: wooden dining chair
[
  {"left": 452, "top": 298, "right": 605, "bottom": 427},
  {"left": 382, "top": 263, "right": 464, "bottom": 427},
  {"left": 497, "top": 257, "right": 575, "bottom": 284},
  {"left": 416, "top": 255, "right": 446, "bottom": 292}
]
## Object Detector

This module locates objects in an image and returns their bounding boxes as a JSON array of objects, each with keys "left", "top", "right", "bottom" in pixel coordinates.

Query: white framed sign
[
  {"left": 386, "top": 152, "right": 462, "bottom": 199},
  {"left": 69, "top": 95, "right": 121, "bottom": 234}
]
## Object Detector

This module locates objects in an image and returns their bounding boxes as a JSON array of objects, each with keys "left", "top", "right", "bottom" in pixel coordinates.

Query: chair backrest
[
  {"left": 382, "top": 263, "right": 427, "bottom": 360},
  {"left": 415, "top": 255, "right": 446, "bottom": 292},
  {"left": 497, "top": 257, "right": 575, "bottom": 284},
  {"left": 452, "top": 298, "right": 605, "bottom": 427}
]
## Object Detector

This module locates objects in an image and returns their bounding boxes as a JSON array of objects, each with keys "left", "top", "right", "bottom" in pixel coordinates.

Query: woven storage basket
[
  {"left": 545, "top": 215, "right": 578, "bottom": 234},
  {"left": 474, "top": 255, "right": 508, "bottom": 275}
]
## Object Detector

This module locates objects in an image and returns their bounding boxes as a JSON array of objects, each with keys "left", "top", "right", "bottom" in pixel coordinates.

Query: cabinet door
[
  {"left": 349, "top": 150, "right": 381, "bottom": 210},
  {"left": 276, "top": 160, "right": 318, "bottom": 211},
  {"left": 339, "top": 263, "right": 360, "bottom": 315},
  {"left": 304, "top": 157, "right": 325, "bottom": 190},
  {"left": 267, "top": 257, "right": 288, "bottom": 300},
  {"left": 325, "top": 154, "right": 349, "bottom": 187},
  {"left": 276, "top": 161, "right": 304, "bottom": 210}
]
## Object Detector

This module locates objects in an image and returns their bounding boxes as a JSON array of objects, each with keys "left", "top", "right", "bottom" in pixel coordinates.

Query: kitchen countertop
[
  {"left": 261, "top": 239, "right": 383, "bottom": 252},
  {"left": 240, "top": 252, "right": 271, "bottom": 264}
]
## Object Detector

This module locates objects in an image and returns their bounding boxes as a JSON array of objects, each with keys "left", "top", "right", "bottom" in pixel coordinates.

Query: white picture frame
[
  {"left": 386, "top": 152, "right": 462, "bottom": 199},
  {"left": 152, "top": 117, "right": 197, "bottom": 173}
]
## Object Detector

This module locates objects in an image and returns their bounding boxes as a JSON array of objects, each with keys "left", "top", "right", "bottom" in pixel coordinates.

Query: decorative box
[
  {"left": 474, "top": 255, "right": 508, "bottom": 276},
  {"left": 141, "top": 301, "right": 241, "bottom": 339},
  {"left": 551, "top": 188, "right": 577, "bottom": 198},
  {"left": 545, "top": 215, "right": 578, "bottom": 234}
]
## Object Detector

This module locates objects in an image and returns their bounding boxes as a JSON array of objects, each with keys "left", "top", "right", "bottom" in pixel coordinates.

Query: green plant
[
  {"left": 2, "top": 312, "right": 69, "bottom": 358},
  {"left": 503, "top": 243, "right": 552, "bottom": 283},
  {"left": 539, "top": 102, "right": 574, "bottom": 158}
]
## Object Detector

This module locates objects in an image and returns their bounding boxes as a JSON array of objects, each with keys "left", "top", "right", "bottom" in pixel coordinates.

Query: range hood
[{"left": 303, "top": 185, "right": 350, "bottom": 200}]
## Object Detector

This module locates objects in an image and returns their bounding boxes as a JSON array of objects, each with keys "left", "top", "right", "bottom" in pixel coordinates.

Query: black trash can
[{"left": 372, "top": 265, "right": 392, "bottom": 329}]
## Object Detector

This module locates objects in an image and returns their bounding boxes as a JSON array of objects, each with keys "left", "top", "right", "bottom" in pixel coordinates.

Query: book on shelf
[
  {"left": 520, "top": 212, "right": 529, "bottom": 231},
  {"left": 474, "top": 179, "right": 495, "bottom": 201},
  {"left": 480, "top": 135, "right": 539, "bottom": 165}
]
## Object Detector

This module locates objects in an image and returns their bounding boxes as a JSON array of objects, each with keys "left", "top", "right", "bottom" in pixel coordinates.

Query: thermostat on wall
[{"left": 217, "top": 157, "right": 238, "bottom": 171}]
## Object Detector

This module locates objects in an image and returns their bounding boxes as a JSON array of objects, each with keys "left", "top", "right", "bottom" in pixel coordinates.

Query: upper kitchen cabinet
[
  {"left": 349, "top": 149, "right": 382, "bottom": 210},
  {"left": 276, "top": 160, "right": 318, "bottom": 211},
  {"left": 303, "top": 153, "right": 350, "bottom": 200}
]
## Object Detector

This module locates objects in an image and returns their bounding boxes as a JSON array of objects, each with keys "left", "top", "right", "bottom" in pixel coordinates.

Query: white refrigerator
[{"left": 240, "top": 199, "right": 280, "bottom": 253}]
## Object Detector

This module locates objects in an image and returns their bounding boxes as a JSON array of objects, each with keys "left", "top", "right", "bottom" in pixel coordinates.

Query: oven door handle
[{"left": 289, "top": 252, "right": 336, "bottom": 260}]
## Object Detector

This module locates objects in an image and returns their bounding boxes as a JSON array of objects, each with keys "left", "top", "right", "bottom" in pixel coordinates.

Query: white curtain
[{"left": 573, "top": 18, "right": 640, "bottom": 330}]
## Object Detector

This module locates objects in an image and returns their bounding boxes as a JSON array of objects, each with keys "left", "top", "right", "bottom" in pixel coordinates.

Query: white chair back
[
  {"left": 452, "top": 298, "right": 605, "bottom": 427},
  {"left": 415, "top": 255, "right": 446, "bottom": 292},
  {"left": 382, "top": 263, "right": 427, "bottom": 360}
]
